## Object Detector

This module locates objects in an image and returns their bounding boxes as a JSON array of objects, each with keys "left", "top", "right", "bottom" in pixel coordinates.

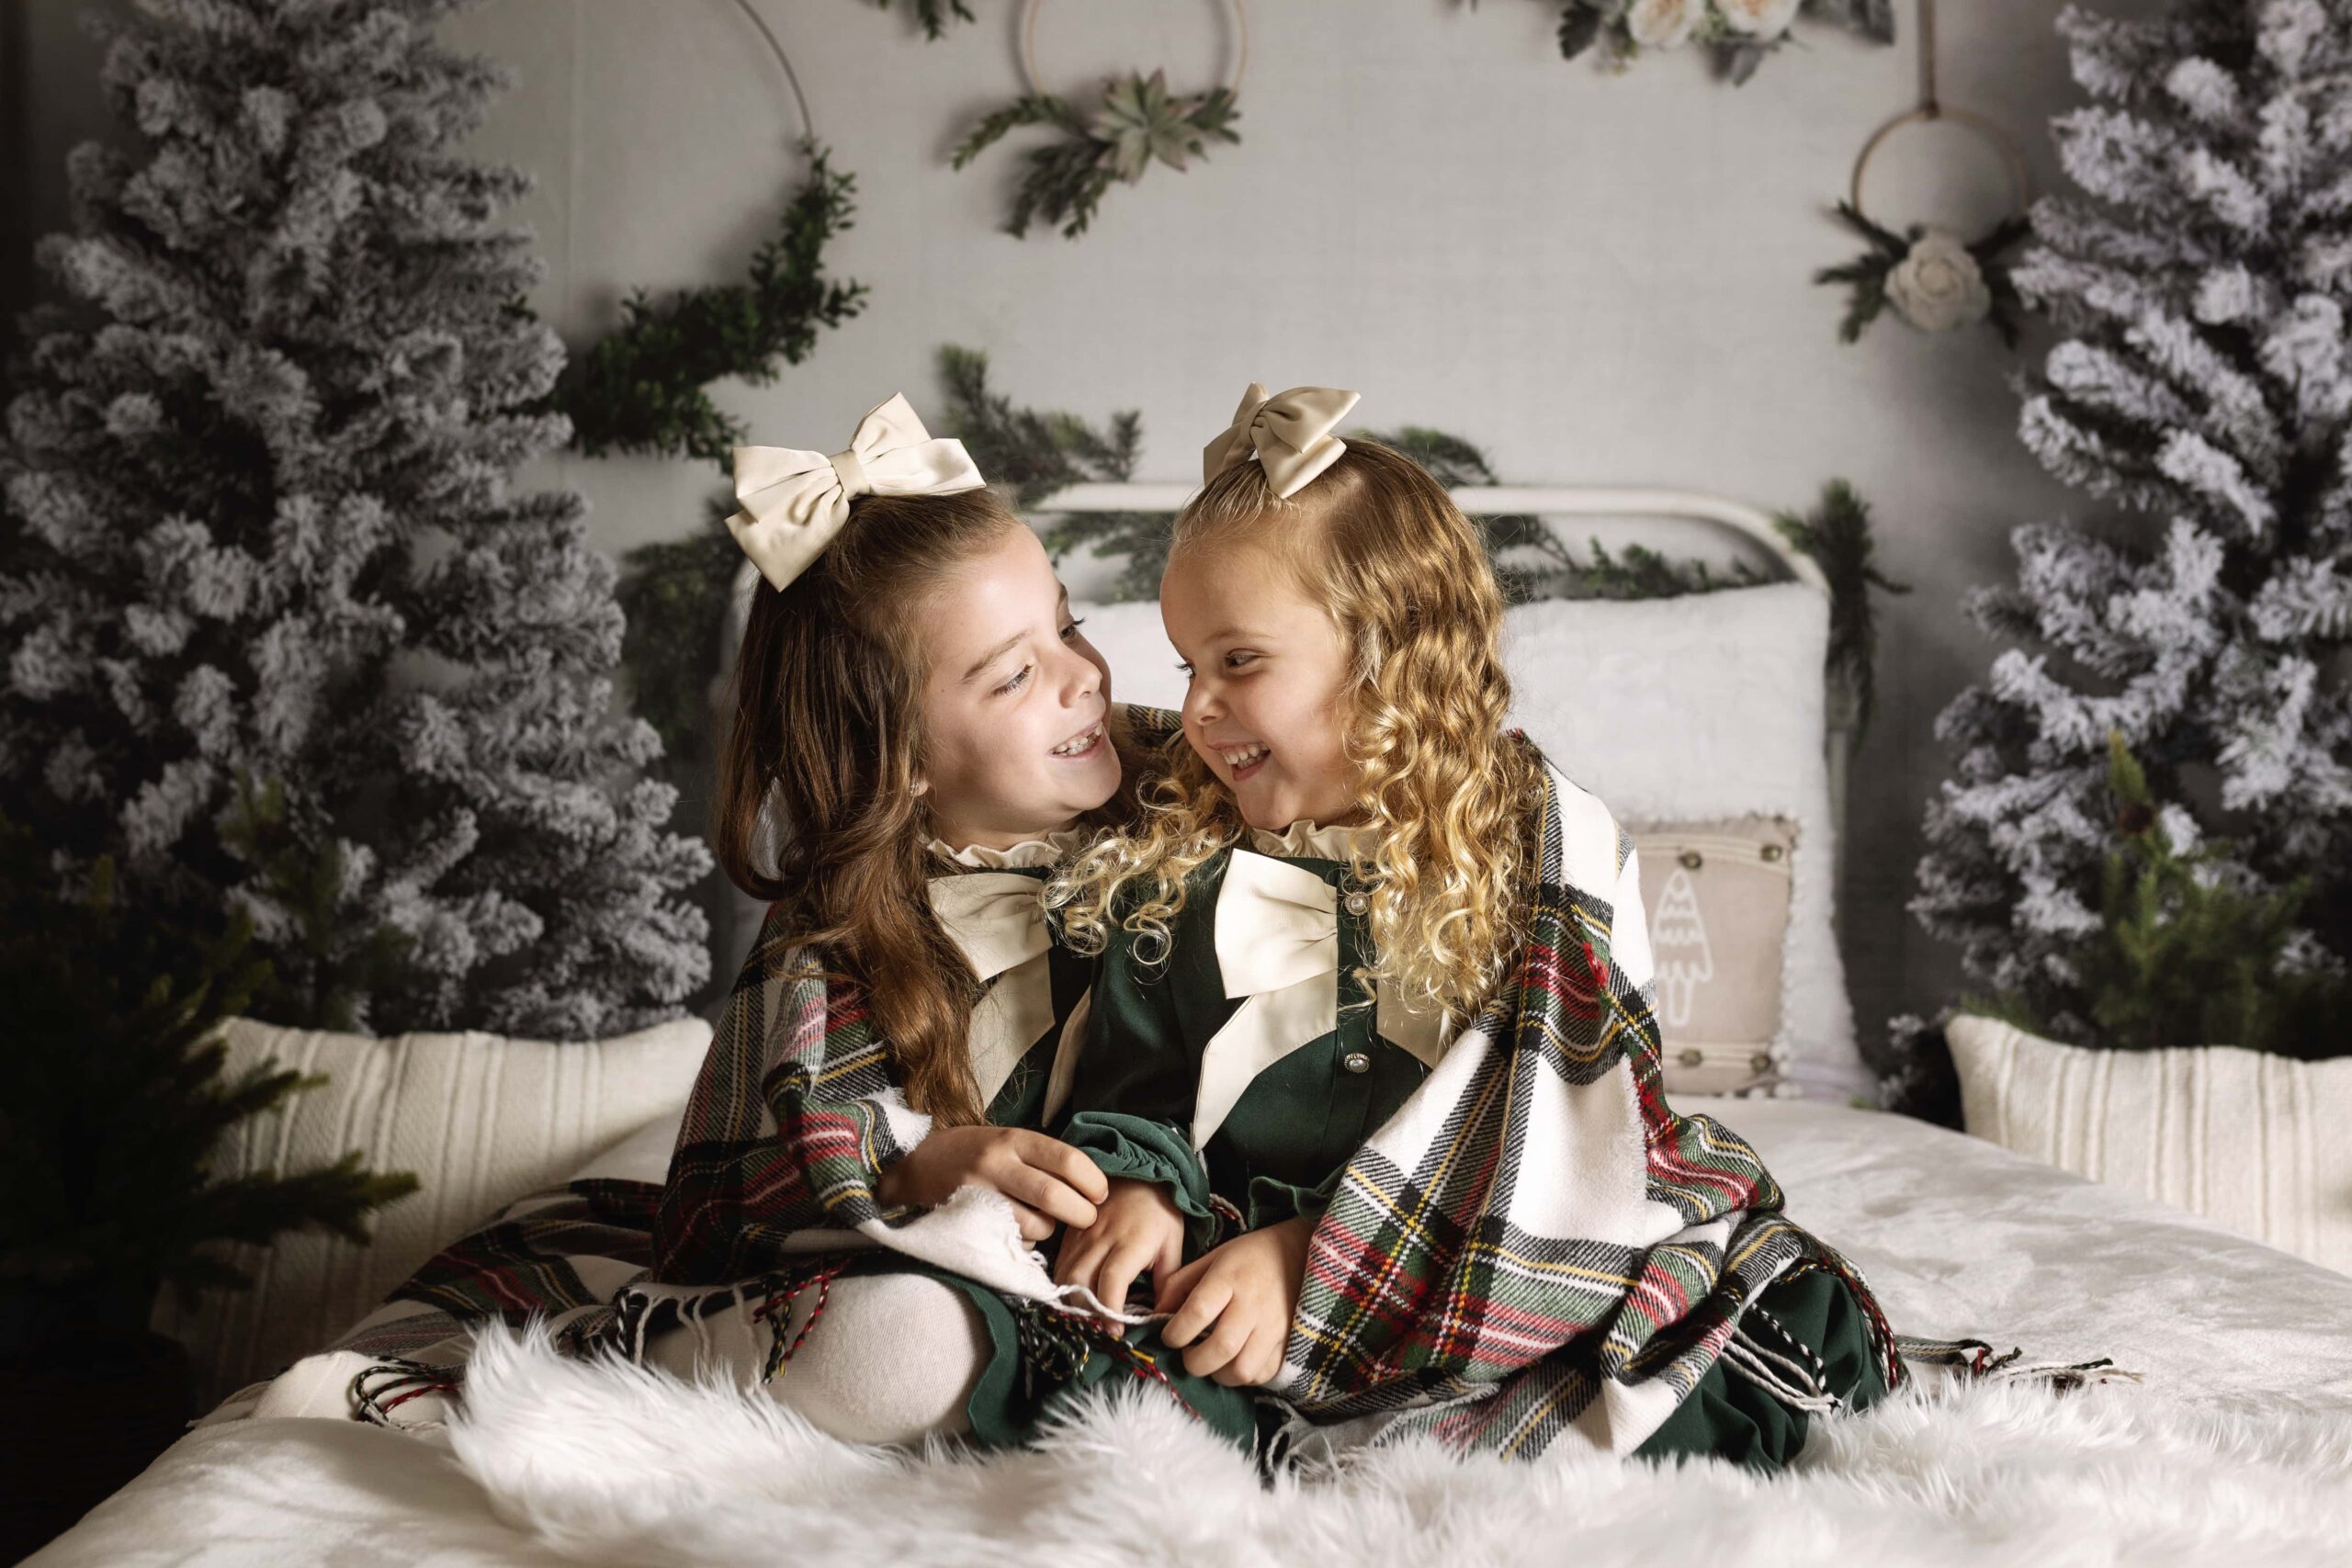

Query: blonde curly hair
[{"left": 1048, "top": 439, "right": 1549, "bottom": 1025}]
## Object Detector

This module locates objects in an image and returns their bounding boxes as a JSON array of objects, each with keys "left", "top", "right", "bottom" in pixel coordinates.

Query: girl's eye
[
  {"left": 1175, "top": 660, "right": 1194, "bottom": 677},
  {"left": 998, "top": 662, "right": 1034, "bottom": 695},
  {"left": 1060, "top": 616, "right": 1087, "bottom": 642},
  {"left": 1225, "top": 651, "right": 1258, "bottom": 670}
]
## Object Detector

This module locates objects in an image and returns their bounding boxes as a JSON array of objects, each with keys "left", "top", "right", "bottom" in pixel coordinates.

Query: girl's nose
[{"left": 1057, "top": 640, "right": 1101, "bottom": 703}]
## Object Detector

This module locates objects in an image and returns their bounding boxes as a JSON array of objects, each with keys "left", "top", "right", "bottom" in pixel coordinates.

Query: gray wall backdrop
[{"left": 4, "top": 0, "right": 2165, "bottom": 1070}]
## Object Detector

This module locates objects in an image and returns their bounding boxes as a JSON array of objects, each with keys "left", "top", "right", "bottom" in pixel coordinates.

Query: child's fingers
[
  {"left": 1053, "top": 1232, "right": 1105, "bottom": 1289},
  {"left": 1152, "top": 1228, "right": 1183, "bottom": 1294},
  {"left": 1095, "top": 1239, "right": 1153, "bottom": 1316},
  {"left": 1213, "top": 1321, "right": 1283, "bottom": 1388},
  {"left": 1008, "top": 1200, "right": 1056, "bottom": 1244},
  {"left": 1155, "top": 1253, "right": 1208, "bottom": 1314},
  {"left": 1001, "top": 1164, "right": 1100, "bottom": 1232},
  {"left": 1016, "top": 1134, "right": 1111, "bottom": 1205},
  {"left": 1182, "top": 1303, "right": 1255, "bottom": 1382},
  {"left": 1159, "top": 1275, "right": 1230, "bottom": 1348}
]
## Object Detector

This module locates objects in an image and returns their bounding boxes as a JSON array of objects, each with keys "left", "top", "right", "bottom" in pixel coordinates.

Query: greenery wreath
[
  {"left": 558, "top": 2, "right": 866, "bottom": 466},
  {"left": 952, "top": 0, "right": 1246, "bottom": 240},
  {"left": 1812, "top": 3, "right": 2032, "bottom": 346}
]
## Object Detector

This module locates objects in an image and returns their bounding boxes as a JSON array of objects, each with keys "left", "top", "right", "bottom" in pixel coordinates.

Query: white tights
[{"left": 642, "top": 1271, "right": 991, "bottom": 1445}]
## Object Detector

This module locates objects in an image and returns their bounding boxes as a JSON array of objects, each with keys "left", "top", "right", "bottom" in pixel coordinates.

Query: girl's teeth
[
  {"left": 1050, "top": 725, "right": 1100, "bottom": 757},
  {"left": 1222, "top": 744, "right": 1268, "bottom": 769}
]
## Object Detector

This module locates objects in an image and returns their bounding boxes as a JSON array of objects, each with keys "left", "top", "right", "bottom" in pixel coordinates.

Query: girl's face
[
  {"left": 1160, "top": 537, "right": 1362, "bottom": 832},
  {"left": 915, "top": 525, "right": 1119, "bottom": 850}
]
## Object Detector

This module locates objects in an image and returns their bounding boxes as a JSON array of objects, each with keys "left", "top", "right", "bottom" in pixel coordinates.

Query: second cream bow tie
[
  {"left": 1193, "top": 850, "right": 1453, "bottom": 1149},
  {"left": 728, "top": 393, "right": 985, "bottom": 592},
  {"left": 1201, "top": 381, "right": 1362, "bottom": 500},
  {"left": 930, "top": 872, "right": 1060, "bottom": 1112}
]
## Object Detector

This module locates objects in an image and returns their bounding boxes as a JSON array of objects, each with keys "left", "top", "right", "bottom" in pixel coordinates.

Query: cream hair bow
[
  {"left": 1192, "top": 850, "right": 1453, "bottom": 1149},
  {"left": 1201, "top": 382, "right": 1362, "bottom": 500},
  {"left": 728, "top": 393, "right": 986, "bottom": 591}
]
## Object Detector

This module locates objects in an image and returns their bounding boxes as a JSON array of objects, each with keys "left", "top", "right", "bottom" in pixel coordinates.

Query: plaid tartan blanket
[
  {"left": 216, "top": 1179, "right": 662, "bottom": 1424},
  {"left": 1259, "top": 744, "right": 1907, "bottom": 1459}
]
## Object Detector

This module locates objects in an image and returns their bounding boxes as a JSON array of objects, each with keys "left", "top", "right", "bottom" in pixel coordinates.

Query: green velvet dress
[{"left": 1047, "top": 820, "right": 1890, "bottom": 1471}]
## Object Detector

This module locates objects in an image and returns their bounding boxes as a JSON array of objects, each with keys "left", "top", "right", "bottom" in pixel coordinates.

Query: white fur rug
[{"left": 444, "top": 1324, "right": 2352, "bottom": 1568}]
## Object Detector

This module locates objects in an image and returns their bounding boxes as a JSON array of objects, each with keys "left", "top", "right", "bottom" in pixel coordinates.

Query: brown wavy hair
[
  {"left": 1049, "top": 440, "right": 1548, "bottom": 1026},
  {"left": 715, "top": 489, "right": 1144, "bottom": 1125}
]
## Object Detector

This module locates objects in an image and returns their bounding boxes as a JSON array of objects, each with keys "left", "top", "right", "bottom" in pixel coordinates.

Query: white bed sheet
[{"left": 32, "top": 1100, "right": 2352, "bottom": 1566}]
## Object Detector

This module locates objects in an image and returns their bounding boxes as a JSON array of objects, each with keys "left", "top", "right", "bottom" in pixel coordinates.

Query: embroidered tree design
[{"left": 1650, "top": 865, "right": 1714, "bottom": 1030}]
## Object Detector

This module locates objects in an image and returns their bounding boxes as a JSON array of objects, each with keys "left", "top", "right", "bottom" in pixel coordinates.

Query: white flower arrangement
[{"left": 1555, "top": 0, "right": 1893, "bottom": 84}]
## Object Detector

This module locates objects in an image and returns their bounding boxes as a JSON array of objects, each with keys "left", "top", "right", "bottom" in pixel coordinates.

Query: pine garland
[
  {"left": 558, "top": 142, "right": 868, "bottom": 468},
  {"left": 616, "top": 505, "right": 750, "bottom": 769},
  {"left": 934, "top": 345, "right": 1169, "bottom": 600},
  {"left": 1774, "top": 479, "right": 1910, "bottom": 737}
]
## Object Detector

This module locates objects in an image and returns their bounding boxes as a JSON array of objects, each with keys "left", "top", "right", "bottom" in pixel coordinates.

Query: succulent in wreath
[{"left": 953, "top": 70, "right": 1242, "bottom": 240}]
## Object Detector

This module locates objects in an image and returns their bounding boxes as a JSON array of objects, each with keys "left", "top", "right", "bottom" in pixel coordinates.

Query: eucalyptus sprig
[{"left": 953, "top": 70, "right": 1240, "bottom": 240}]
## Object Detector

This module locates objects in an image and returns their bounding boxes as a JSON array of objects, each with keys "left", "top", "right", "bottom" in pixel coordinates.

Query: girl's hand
[
  {"left": 1052, "top": 1179, "right": 1186, "bottom": 1316},
  {"left": 1155, "top": 1215, "right": 1313, "bottom": 1386},
  {"left": 876, "top": 1126, "right": 1110, "bottom": 1242}
]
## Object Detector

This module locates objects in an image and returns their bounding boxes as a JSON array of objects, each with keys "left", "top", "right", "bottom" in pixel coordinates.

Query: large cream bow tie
[
  {"left": 1201, "top": 381, "right": 1362, "bottom": 500},
  {"left": 929, "top": 872, "right": 1062, "bottom": 1113},
  {"left": 728, "top": 393, "right": 985, "bottom": 592},
  {"left": 1193, "top": 851, "right": 1453, "bottom": 1149}
]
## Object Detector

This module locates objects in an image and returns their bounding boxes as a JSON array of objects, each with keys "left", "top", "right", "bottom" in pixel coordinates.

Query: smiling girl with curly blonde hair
[{"left": 1041, "top": 383, "right": 1901, "bottom": 1471}]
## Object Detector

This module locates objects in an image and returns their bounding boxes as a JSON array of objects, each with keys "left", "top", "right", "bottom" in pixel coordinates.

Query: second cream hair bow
[
  {"left": 1201, "top": 382, "right": 1362, "bottom": 500},
  {"left": 728, "top": 393, "right": 985, "bottom": 592},
  {"left": 1192, "top": 850, "right": 1453, "bottom": 1149}
]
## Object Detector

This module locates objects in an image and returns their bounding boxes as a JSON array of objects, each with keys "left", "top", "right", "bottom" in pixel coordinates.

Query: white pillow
[
  {"left": 1077, "top": 582, "right": 1863, "bottom": 1100},
  {"left": 1949, "top": 1013, "right": 2352, "bottom": 1277},
  {"left": 152, "top": 1015, "right": 713, "bottom": 1404}
]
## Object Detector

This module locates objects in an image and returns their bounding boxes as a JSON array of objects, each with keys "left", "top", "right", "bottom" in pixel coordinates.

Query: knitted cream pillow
[
  {"left": 1947, "top": 1013, "right": 2352, "bottom": 1276},
  {"left": 152, "top": 1014, "right": 713, "bottom": 1404}
]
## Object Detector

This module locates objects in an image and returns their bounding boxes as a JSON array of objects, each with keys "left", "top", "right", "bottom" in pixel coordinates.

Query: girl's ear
[{"left": 910, "top": 777, "right": 930, "bottom": 798}]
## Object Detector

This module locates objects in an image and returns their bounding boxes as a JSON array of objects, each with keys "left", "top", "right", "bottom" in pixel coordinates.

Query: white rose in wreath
[
  {"left": 1715, "top": 0, "right": 1803, "bottom": 39},
  {"left": 1885, "top": 229, "right": 1994, "bottom": 333},
  {"left": 1628, "top": 0, "right": 1704, "bottom": 48}
]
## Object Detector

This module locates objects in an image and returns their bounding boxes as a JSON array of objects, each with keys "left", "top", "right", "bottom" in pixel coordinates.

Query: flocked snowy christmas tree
[
  {"left": 1910, "top": 0, "right": 2352, "bottom": 1053},
  {"left": 0, "top": 0, "right": 710, "bottom": 1037}
]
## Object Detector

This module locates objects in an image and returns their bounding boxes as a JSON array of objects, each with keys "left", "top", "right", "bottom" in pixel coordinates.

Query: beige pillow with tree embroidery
[{"left": 1632, "top": 817, "right": 1795, "bottom": 1098}]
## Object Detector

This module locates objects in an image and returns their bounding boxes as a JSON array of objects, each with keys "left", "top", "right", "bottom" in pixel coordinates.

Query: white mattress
[{"left": 32, "top": 1100, "right": 2352, "bottom": 1565}]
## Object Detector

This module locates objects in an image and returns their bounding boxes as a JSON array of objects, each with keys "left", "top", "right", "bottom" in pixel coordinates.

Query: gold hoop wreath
[
  {"left": 952, "top": 0, "right": 1248, "bottom": 241},
  {"left": 1815, "top": 0, "right": 2033, "bottom": 345}
]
